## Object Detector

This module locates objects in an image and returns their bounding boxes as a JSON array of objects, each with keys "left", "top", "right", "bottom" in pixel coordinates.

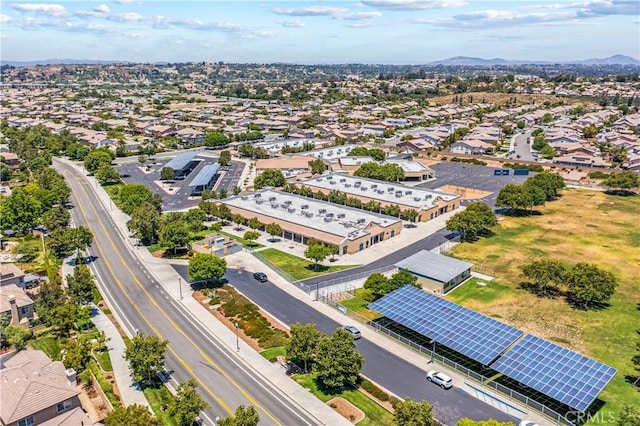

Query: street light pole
[
  {"left": 235, "top": 322, "right": 239, "bottom": 352},
  {"left": 178, "top": 277, "right": 183, "bottom": 300},
  {"left": 315, "top": 282, "right": 319, "bottom": 301},
  {"left": 431, "top": 340, "right": 436, "bottom": 362}
]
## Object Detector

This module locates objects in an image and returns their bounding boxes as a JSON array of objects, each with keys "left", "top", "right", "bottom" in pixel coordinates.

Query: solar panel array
[
  {"left": 491, "top": 335, "right": 617, "bottom": 412},
  {"left": 368, "top": 285, "right": 523, "bottom": 365}
]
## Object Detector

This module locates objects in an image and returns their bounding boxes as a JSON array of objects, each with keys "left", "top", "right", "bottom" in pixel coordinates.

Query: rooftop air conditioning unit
[
  {"left": 371, "top": 184, "right": 378, "bottom": 188},
  {"left": 301, "top": 204, "right": 309, "bottom": 209},
  {"left": 414, "top": 197, "right": 422, "bottom": 202},
  {"left": 254, "top": 193, "right": 261, "bottom": 198},
  {"left": 387, "top": 188, "right": 395, "bottom": 192},
  {"left": 337, "top": 213, "right": 345, "bottom": 218},
  {"left": 324, "top": 217, "right": 332, "bottom": 222},
  {"left": 271, "top": 203, "right": 279, "bottom": 208},
  {"left": 330, "top": 181, "right": 336, "bottom": 185},
  {"left": 269, "top": 196, "right": 276, "bottom": 201},
  {"left": 326, "top": 213, "right": 334, "bottom": 218},
  {"left": 241, "top": 196, "right": 248, "bottom": 200},
  {"left": 405, "top": 190, "right": 412, "bottom": 195},
  {"left": 354, "top": 181, "right": 361, "bottom": 187},
  {"left": 395, "top": 193, "right": 402, "bottom": 198},
  {"left": 319, "top": 209, "right": 326, "bottom": 214},
  {"left": 357, "top": 218, "right": 366, "bottom": 224},
  {"left": 284, "top": 200, "right": 292, "bottom": 205},
  {"left": 256, "top": 199, "right": 264, "bottom": 204},
  {"left": 288, "top": 208, "right": 296, "bottom": 213},
  {"left": 340, "top": 178, "right": 346, "bottom": 183},
  {"left": 345, "top": 184, "right": 352, "bottom": 188},
  {"left": 361, "top": 187, "right": 368, "bottom": 191},
  {"left": 318, "top": 178, "right": 323, "bottom": 181}
]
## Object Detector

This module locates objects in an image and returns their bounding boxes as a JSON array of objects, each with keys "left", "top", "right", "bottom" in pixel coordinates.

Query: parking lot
[
  {"left": 117, "top": 155, "right": 245, "bottom": 212},
  {"left": 418, "top": 162, "right": 533, "bottom": 208}
]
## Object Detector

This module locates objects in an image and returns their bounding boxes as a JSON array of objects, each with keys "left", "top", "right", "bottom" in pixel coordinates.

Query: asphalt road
[
  {"left": 56, "top": 160, "right": 318, "bottom": 426},
  {"left": 172, "top": 265, "right": 515, "bottom": 424}
]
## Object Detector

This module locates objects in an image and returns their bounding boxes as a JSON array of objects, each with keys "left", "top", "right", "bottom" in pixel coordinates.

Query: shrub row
[
  {"left": 503, "top": 162, "right": 544, "bottom": 172},
  {"left": 450, "top": 157, "right": 488, "bottom": 166},
  {"left": 359, "top": 377, "right": 390, "bottom": 402}
]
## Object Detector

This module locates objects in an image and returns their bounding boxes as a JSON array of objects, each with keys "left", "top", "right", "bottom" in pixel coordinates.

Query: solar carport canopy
[
  {"left": 368, "top": 285, "right": 523, "bottom": 366},
  {"left": 491, "top": 335, "right": 617, "bottom": 412},
  {"left": 165, "top": 152, "right": 197, "bottom": 171},
  {"left": 188, "top": 164, "right": 220, "bottom": 187}
]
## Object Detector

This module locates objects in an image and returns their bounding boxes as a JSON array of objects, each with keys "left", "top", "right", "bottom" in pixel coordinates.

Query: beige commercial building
[
  {"left": 221, "top": 189, "right": 402, "bottom": 255},
  {"left": 296, "top": 173, "right": 460, "bottom": 222}
]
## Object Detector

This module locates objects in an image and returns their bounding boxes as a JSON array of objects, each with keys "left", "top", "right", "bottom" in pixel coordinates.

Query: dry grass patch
[{"left": 447, "top": 189, "right": 640, "bottom": 413}]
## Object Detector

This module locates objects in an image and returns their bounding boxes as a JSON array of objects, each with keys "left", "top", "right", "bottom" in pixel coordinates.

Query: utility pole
[
  {"left": 235, "top": 322, "right": 239, "bottom": 352},
  {"left": 178, "top": 277, "right": 183, "bottom": 299}
]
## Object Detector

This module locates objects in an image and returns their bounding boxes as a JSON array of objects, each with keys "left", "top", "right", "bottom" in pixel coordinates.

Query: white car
[
  {"left": 426, "top": 370, "right": 453, "bottom": 389},
  {"left": 519, "top": 421, "right": 539, "bottom": 426}
]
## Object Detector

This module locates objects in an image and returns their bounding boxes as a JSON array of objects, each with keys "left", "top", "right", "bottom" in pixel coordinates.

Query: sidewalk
[{"left": 61, "top": 253, "right": 151, "bottom": 410}]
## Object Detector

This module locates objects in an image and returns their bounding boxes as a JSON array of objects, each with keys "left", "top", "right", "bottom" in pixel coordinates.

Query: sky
[{"left": 1, "top": 0, "right": 639, "bottom": 64}]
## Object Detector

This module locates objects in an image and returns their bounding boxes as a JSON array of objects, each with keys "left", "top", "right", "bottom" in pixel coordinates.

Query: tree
[
  {"left": 188, "top": 253, "right": 227, "bottom": 284},
  {"left": 5, "top": 325, "right": 32, "bottom": 350},
  {"left": 169, "top": 379, "right": 210, "bottom": 426},
  {"left": 363, "top": 273, "right": 390, "bottom": 301},
  {"left": 159, "top": 216, "right": 191, "bottom": 254},
  {"left": 160, "top": 166, "right": 175, "bottom": 181},
  {"left": 309, "top": 158, "right": 327, "bottom": 175},
  {"left": 105, "top": 404, "right": 161, "bottom": 426},
  {"left": 61, "top": 338, "right": 90, "bottom": 373},
  {"left": 84, "top": 149, "right": 113, "bottom": 173},
  {"left": 49, "top": 304, "right": 79, "bottom": 337},
  {"left": 266, "top": 223, "right": 282, "bottom": 241},
  {"left": 204, "top": 131, "right": 230, "bottom": 148},
  {"left": 521, "top": 260, "right": 566, "bottom": 295},
  {"left": 247, "top": 217, "right": 262, "bottom": 230},
  {"left": 495, "top": 184, "right": 536, "bottom": 213},
  {"left": 254, "top": 169, "right": 286, "bottom": 189},
  {"left": 446, "top": 202, "right": 497, "bottom": 242},
  {"left": 243, "top": 230, "right": 260, "bottom": 242},
  {"left": 393, "top": 398, "right": 435, "bottom": 426},
  {"left": 35, "top": 167, "right": 70, "bottom": 205},
  {"left": 0, "top": 188, "right": 42, "bottom": 231},
  {"left": 565, "top": 263, "right": 618, "bottom": 308},
  {"left": 232, "top": 213, "right": 245, "bottom": 230},
  {"left": 48, "top": 226, "right": 94, "bottom": 258},
  {"left": 128, "top": 204, "right": 161, "bottom": 245},
  {"left": 401, "top": 209, "right": 419, "bottom": 225},
  {"left": 304, "top": 243, "right": 332, "bottom": 271},
  {"left": 66, "top": 142, "right": 90, "bottom": 160},
  {"left": 0, "top": 313, "right": 10, "bottom": 347},
  {"left": 389, "top": 269, "right": 419, "bottom": 290},
  {"left": 184, "top": 208, "right": 207, "bottom": 233},
  {"left": 67, "top": 263, "right": 95, "bottom": 305},
  {"left": 542, "top": 112, "right": 553, "bottom": 124},
  {"left": 524, "top": 172, "right": 565, "bottom": 201},
  {"left": 354, "top": 162, "right": 404, "bottom": 182},
  {"left": 217, "top": 405, "right": 259, "bottom": 426},
  {"left": 314, "top": 328, "right": 364, "bottom": 390},
  {"left": 218, "top": 150, "right": 232, "bottom": 167},
  {"left": 603, "top": 171, "right": 640, "bottom": 192},
  {"left": 124, "top": 334, "right": 168, "bottom": 384},
  {"left": 35, "top": 280, "right": 66, "bottom": 324},
  {"left": 286, "top": 323, "right": 322, "bottom": 372},
  {"left": 95, "top": 164, "right": 121, "bottom": 185},
  {"left": 117, "top": 184, "right": 162, "bottom": 215},
  {"left": 41, "top": 204, "right": 70, "bottom": 233},
  {"left": 382, "top": 204, "right": 401, "bottom": 217}
]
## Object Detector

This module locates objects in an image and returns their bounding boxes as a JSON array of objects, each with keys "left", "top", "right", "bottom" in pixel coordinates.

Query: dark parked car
[{"left": 253, "top": 272, "right": 268, "bottom": 282}]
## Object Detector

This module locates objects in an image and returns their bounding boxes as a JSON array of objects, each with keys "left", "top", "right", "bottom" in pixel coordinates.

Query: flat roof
[
  {"left": 164, "top": 151, "right": 197, "bottom": 171},
  {"left": 222, "top": 189, "right": 400, "bottom": 241},
  {"left": 299, "top": 173, "right": 458, "bottom": 210},
  {"left": 385, "top": 158, "right": 431, "bottom": 173},
  {"left": 395, "top": 250, "right": 472, "bottom": 283},
  {"left": 252, "top": 138, "right": 323, "bottom": 153},
  {"left": 339, "top": 156, "right": 375, "bottom": 166},
  {"left": 301, "top": 144, "right": 358, "bottom": 160},
  {"left": 188, "top": 163, "right": 220, "bottom": 187}
]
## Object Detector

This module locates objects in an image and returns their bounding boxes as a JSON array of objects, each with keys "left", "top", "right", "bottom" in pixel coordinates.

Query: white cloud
[
  {"left": 272, "top": 6, "right": 348, "bottom": 17},
  {"left": 11, "top": 3, "right": 66, "bottom": 18},
  {"left": 342, "top": 11, "right": 382, "bottom": 20},
  {"left": 109, "top": 12, "right": 144, "bottom": 22},
  {"left": 277, "top": 19, "right": 305, "bottom": 28},
  {"left": 360, "top": 0, "right": 466, "bottom": 11},
  {"left": 93, "top": 4, "right": 110, "bottom": 14},
  {"left": 577, "top": 0, "right": 640, "bottom": 17},
  {"left": 113, "top": 0, "right": 134, "bottom": 3},
  {"left": 0, "top": 14, "right": 13, "bottom": 23},
  {"left": 420, "top": 9, "right": 579, "bottom": 28}
]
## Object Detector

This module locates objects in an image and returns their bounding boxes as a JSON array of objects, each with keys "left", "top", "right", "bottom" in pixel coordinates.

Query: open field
[{"left": 447, "top": 189, "right": 640, "bottom": 415}]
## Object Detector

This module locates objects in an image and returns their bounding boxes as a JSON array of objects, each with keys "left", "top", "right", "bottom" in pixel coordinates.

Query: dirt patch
[
  {"left": 78, "top": 382, "right": 110, "bottom": 422},
  {"left": 327, "top": 397, "right": 365, "bottom": 424},
  {"left": 437, "top": 184, "right": 492, "bottom": 200}
]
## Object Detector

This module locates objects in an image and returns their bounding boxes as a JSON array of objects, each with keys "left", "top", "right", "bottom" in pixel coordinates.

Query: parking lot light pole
[
  {"left": 178, "top": 277, "right": 183, "bottom": 300},
  {"left": 235, "top": 322, "right": 239, "bottom": 352},
  {"left": 431, "top": 340, "right": 436, "bottom": 362}
]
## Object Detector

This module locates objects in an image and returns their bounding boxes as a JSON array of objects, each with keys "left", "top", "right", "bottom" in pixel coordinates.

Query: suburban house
[
  {"left": 1, "top": 263, "right": 25, "bottom": 288},
  {"left": 450, "top": 139, "right": 493, "bottom": 155},
  {"left": 395, "top": 249, "right": 472, "bottom": 294},
  {"left": 0, "top": 350, "right": 91, "bottom": 426},
  {"left": 0, "top": 284, "right": 34, "bottom": 326},
  {"left": 175, "top": 127, "right": 206, "bottom": 145}
]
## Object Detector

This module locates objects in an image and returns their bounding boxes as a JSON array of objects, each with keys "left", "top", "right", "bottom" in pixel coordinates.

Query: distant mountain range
[
  {"left": 1, "top": 59, "right": 131, "bottom": 67},
  {"left": 428, "top": 55, "right": 640, "bottom": 66},
  {"left": 1, "top": 55, "right": 639, "bottom": 67}
]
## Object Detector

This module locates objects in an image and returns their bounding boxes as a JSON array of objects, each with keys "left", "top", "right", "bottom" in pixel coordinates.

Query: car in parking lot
[
  {"left": 120, "top": 173, "right": 131, "bottom": 178},
  {"left": 340, "top": 325, "right": 361, "bottom": 340},
  {"left": 519, "top": 421, "right": 539, "bottom": 426},
  {"left": 253, "top": 272, "right": 268, "bottom": 282},
  {"left": 426, "top": 370, "right": 453, "bottom": 389}
]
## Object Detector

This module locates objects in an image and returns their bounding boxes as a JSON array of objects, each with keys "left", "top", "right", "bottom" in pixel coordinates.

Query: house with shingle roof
[{"left": 0, "top": 350, "right": 90, "bottom": 426}]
